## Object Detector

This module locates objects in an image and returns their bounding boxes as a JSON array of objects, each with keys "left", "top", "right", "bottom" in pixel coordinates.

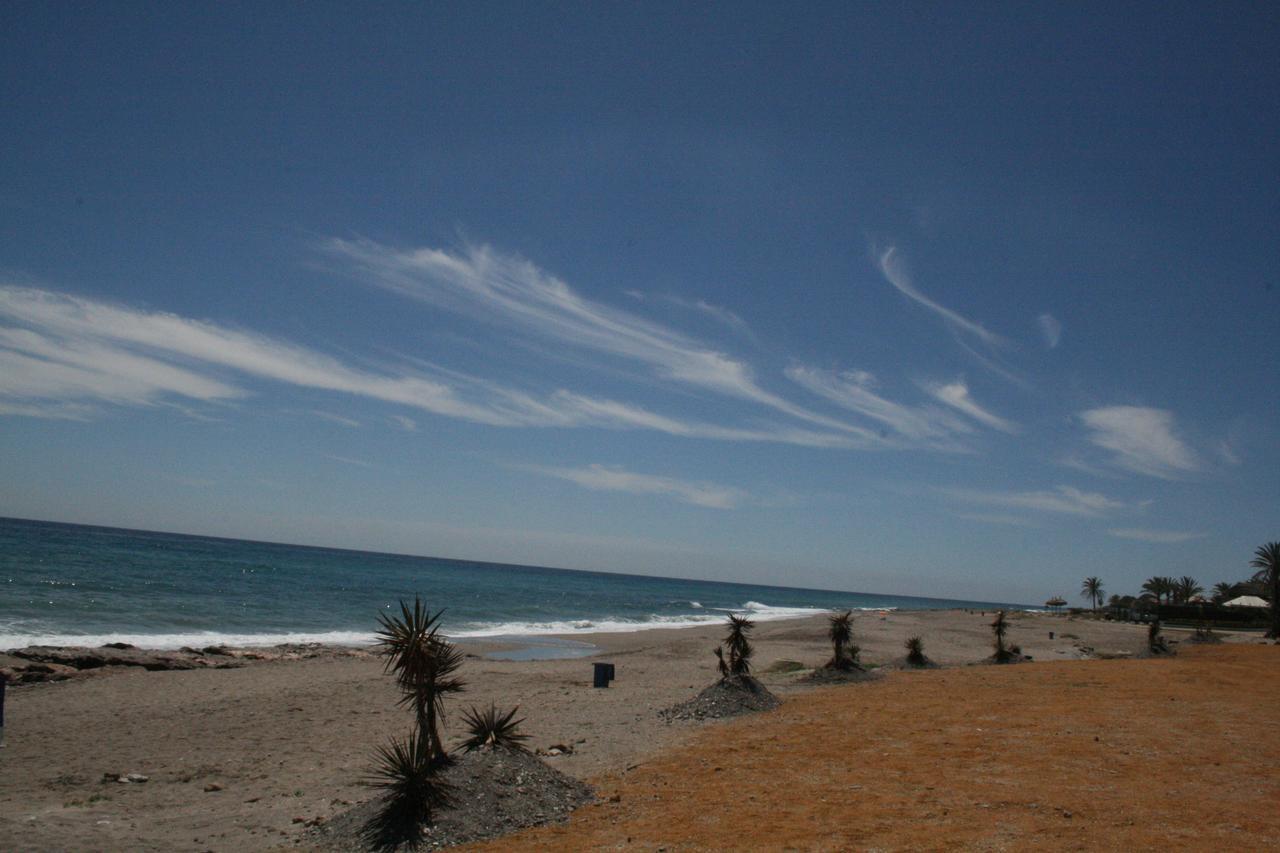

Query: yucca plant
[
  {"left": 375, "top": 597, "right": 466, "bottom": 762},
  {"left": 362, "top": 730, "right": 452, "bottom": 852},
  {"left": 714, "top": 644, "right": 730, "bottom": 678},
  {"left": 905, "top": 636, "right": 927, "bottom": 666},
  {"left": 720, "top": 614, "right": 754, "bottom": 678},
  {"left": 460, "top": 703, "right": 530, "bottom": 752},
  {"left": 826, "top": 610, "right": 858, "bottom": 670},
  {"left": 991, "top": 610, "right": 1014, "bottom": 662}
]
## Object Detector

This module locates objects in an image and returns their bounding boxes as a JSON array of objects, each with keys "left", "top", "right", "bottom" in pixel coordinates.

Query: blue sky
[{"left": 1, "top": 3, "right": 1276, "bottom": 603}]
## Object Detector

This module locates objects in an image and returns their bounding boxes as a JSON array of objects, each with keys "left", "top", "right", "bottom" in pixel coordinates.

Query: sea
[{"left": 0, "top": 517, "right": 1030, "bottom": 651}]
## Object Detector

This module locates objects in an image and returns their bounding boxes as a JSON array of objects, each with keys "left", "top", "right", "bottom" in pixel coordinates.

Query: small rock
[
  {"left": 291, "top": 816, "right": 305, "bottom": 824},
  {"left": 204, "top": 783, "right": 223, "bottom": 792},
  {"left": 608, "top": 794, "right": 622, "bottom": 803},
  {"left": 124, "top": 773, "right": 149, "bottom": 783}
]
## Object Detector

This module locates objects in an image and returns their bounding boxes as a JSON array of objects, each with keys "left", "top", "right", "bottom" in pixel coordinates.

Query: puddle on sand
[{"left": 480, "top": 636, "right": 599, "bottom": 661}]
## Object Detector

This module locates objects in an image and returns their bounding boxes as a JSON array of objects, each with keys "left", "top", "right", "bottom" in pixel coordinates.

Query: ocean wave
[
  {"left": 0, "top": 599, "right": 839, "bottom": 650},
  {"left": 0, "top": 629, "right": 379, "bottom": 652}
]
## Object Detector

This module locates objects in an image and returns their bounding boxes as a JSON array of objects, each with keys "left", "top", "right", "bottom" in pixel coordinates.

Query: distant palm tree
[
  {"left": 826, "top": 610, "right": 858, "bottom": 670},
  {"left": 1173, "top": 576, "right": 1203, "bottom": 605},
  {"left": 1081, "top": 577, "right": 1104, "bottom": 612},
  {"left": 1250, "top": 542, "right": 1280, "bottom": 639},
  {"left": 1212, "top": 581, "right": 1235, "bottom": 603},
  {"left": 1142, "top": 576, "right": 1170, "bottom": 605}
]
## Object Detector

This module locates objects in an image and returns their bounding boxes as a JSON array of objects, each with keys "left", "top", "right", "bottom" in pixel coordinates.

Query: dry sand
[{"left": 0, "top": 610, "right": 1270, "bottom": 851}]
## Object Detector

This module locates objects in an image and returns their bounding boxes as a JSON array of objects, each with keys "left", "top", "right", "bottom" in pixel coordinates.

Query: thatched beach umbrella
[{"left": 1045, "top": 596, "right": 1067, "bottom": 612}]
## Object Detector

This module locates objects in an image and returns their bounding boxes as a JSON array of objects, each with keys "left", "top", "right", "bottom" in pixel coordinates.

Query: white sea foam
[
  {"left": 0, "top": 600, "right": 836, "bottom": 650},
  {"left": 0, "top": 629, "right": 379, "bottom": 652}
]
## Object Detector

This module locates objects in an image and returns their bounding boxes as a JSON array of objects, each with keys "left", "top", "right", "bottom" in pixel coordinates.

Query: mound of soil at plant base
[
  {"left": 310, "top": 746, "right": 593, "bottom": 851},
  {"left": 984, "top": 651, "right": 1032, "bottom": 665},
  {"left": 802, "top": 663, "right": 882, "bottom": 684},
  {"left": 1186, "top": 631, "right": 1223, "bottom": 644},
  {"left": 896, "top": 655, "right": 940, "bottom": 670},
  {"left": 1135, "top": 643, "right": 1178, "bottom": 659},
  {"left": 660, "top": 675, "right": 780, "bottom": 721}
]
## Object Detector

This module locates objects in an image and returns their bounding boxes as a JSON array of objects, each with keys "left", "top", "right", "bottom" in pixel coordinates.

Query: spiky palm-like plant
[
  {"left": 362, "top": 730, "right": 452, "bottom": 852},
  {"left": 991, "top": 610, "right": 1015, "bottom": 662},
  {"left": 375, "top": 597, "right": 465, "bottom": 762},
  {"left": 826, "top": 610, "right": 858, "bottom": 670},
  {"left": 1250, "top": 541, "right": 1280, "bottom": 639},
  {"left": 720, "top": 614, "right": 754, "bottom": 678},
  {"left": 905, "top": 636, "right": 927, "bottom": 666},
  {"left": 714, "top": 644, "right": 730, "bottom": 678},
  {"left": 1081, "top": 577, "right": 1104, "bottom": 612},
  {"left": 460, "top": 703, "right": 530, "bottom": 752},
  {"left": 1212, "top": 581, "right": 1235, "bottom": 603}
]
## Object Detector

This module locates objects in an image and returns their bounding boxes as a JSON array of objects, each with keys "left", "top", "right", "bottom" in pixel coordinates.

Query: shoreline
[
  {"left": 0, "top": 604, "right": 1044, "bottom": 657},
  {"left": 0, "top": 606, "right": 1240, "bottom": 687}
]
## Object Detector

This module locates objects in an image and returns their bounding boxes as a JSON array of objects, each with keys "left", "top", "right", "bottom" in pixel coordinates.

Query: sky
[{"left": 1, "top": 3, "right": 1276, "bottom": 603}]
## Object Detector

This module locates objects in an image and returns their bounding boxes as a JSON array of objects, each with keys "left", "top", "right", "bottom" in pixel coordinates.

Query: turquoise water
[{"left": 0, "top": 517, "right": 1029, "bottom": 650}]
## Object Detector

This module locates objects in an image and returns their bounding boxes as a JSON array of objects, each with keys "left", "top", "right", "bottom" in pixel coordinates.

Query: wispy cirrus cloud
[
  {"left": 326, "top": 239, "right": 870, "bottom": 437},
  {"left": 1079, "top": 406, "right": 1200, "bottom": 479},
  {"left": 625, "top": 290, "right": 754, "bottom": 339},
  {"left": 1037, "top": 313, "right": 1062, "bottom": 349},
  {"left": 921, "top": 379, "right": 1017, "bottom": 433},
  {"left": 1108, "top": 528, "right": 1205, "bottom": 544},
  {"left": 939, "top": 484, "right": 1131, "bottom": 517},
  {"left": 0, "top": 285, "right": 869, "bottom": 449},
  {"left": 875, "top": 245, "right": 1006, "bottom": 348},
  {"left": 520, "top": 463, "right": 747, "bottom": 509},
  {"left": 311, "top": 410, "right": 361, "bottom": 428},
  {"left": 785, "top": 365, "right": 973, "bottom": 448}
]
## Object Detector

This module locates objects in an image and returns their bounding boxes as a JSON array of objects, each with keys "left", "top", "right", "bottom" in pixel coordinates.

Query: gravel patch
[
  {"left": 660, "top": 675, "right": 781, "bottom": 721},
  {"left": 311, "top": 747, "right": 593, "bottom": 850}
]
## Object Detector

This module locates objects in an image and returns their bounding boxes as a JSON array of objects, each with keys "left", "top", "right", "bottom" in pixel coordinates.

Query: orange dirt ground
[{"left": 471, "top": 644, "right": 1280, "bottom": 851}]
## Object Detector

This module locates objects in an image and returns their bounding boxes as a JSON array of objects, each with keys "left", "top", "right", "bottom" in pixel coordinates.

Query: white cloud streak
[
  {"left": 922, "top": 379, "right": 1018, "bottom": 433},
  {"left": 521, "top": 463, "right": 747, "bottom": 509},
  {"left": 939, "top": 485, "right": 1130, "bottom": 517},
  {"left": 1108, "top": 528, "right": 1205, "bottom": 544},
  {"left": 326, "top": 239, "right": 863, "bottom": 436},
  {"left": 1079, "top": 406, "right": 1200, "bottom": 479},
  {"left": 875, "top": 246, "right": 1006, "bottom": 347},
  {"left": 312, "top": 410, "right": 361, "bottom": 428},
  {"left": 0, "top": 286, "right": 868, "bottom": 449},
  {"left": 785, "top": 365, "right": 974, "bottom": 448},
  {"left": 1037, "top": 313, "right": 1062, "bottom": 348}
]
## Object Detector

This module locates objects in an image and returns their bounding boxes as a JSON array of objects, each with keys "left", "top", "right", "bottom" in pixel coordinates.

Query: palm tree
[
  {"left": 1212, "top": 581, "right": 1235, "bottom": 603},
  {"left": 1142, "top": 576, "right": 1170, "bottom": 605},
  {"left": 1081, "top": 577, "right": 1104, "bottom": 612},
  {"left": 1250, "top": 542, "right": 1280, "bottom": 639},
  {"left": 826, "top": 610, "right": 858, "bottom": 670},
  {"left": 1173, "top": 576, "right": 1203, "bottom": 605},
  {"left": 716, "top": 614, "right": 755, "bottom": 678}
]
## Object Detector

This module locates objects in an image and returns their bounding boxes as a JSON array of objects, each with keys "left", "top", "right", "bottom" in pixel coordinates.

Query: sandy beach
[{"left": 1, "top": 610, "right": 1274, "bottom": 851}]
